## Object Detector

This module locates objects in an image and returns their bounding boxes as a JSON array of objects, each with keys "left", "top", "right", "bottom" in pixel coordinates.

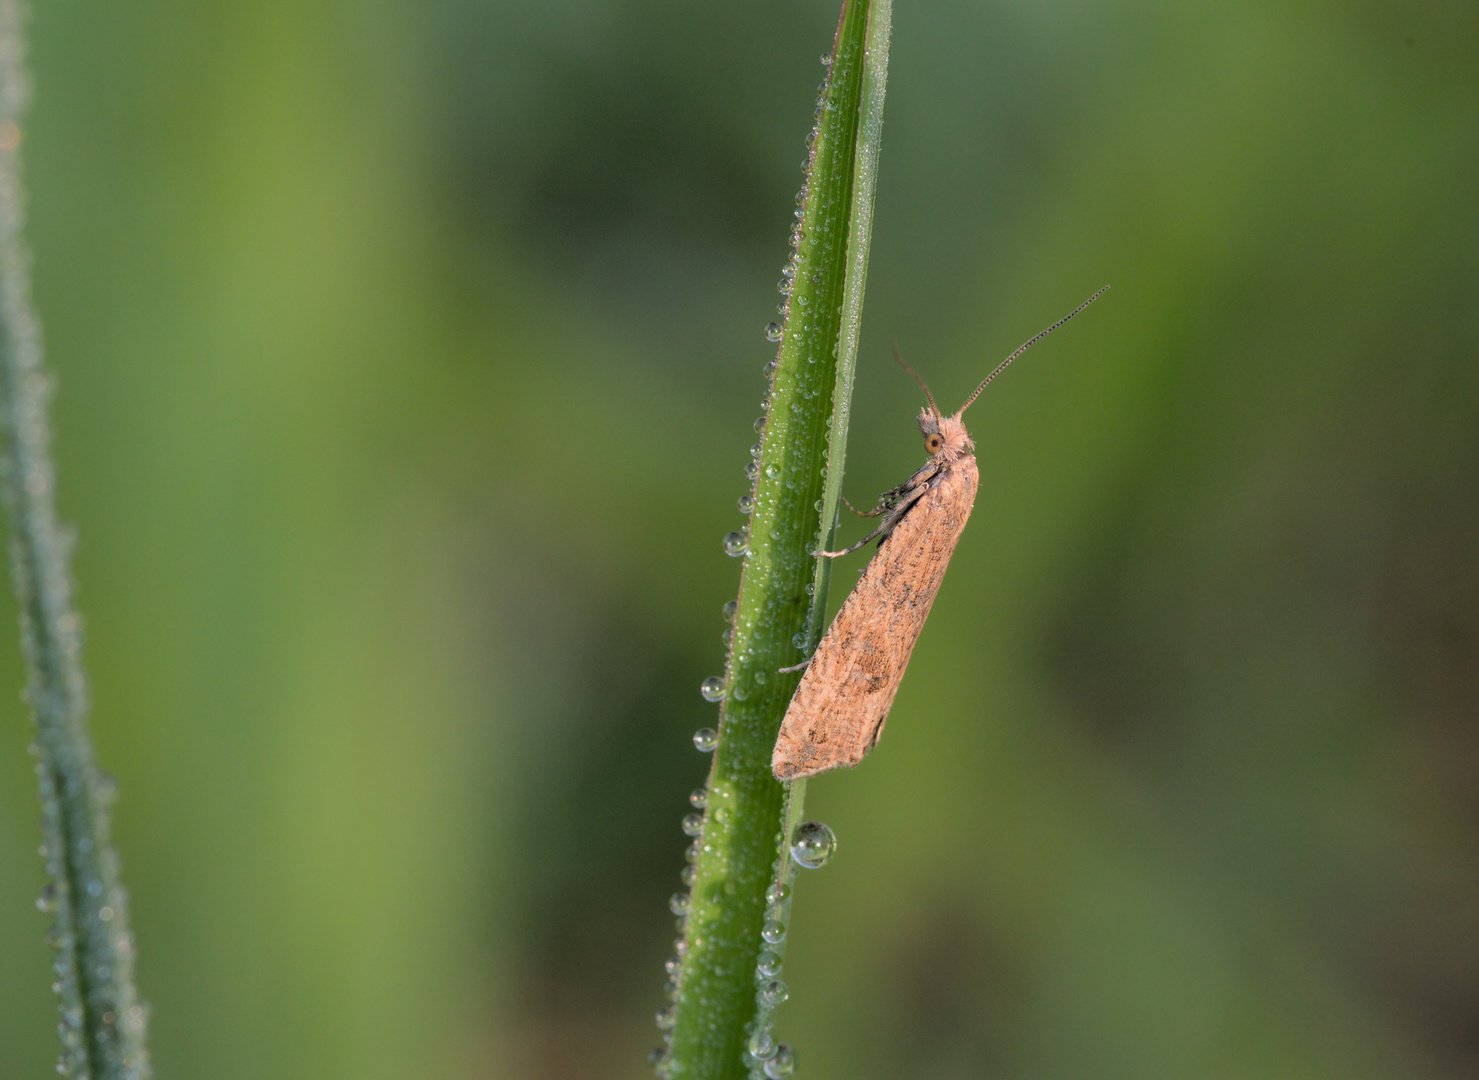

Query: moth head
[{"left": 919, "top": 409, "right": 972, "bottom": 459}]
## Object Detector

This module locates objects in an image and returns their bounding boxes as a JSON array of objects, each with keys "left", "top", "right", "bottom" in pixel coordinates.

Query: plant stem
[
  {"left": 662, "top": 1, "right": 890, "bottom": 1076},
  {"left": 0, "top": 5, "right": 151, "bottom": 1078}
]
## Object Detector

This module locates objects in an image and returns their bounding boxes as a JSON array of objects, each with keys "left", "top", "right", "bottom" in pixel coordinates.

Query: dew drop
[
  {"left": 722, "top": 600, "right": 737, "bottom": 622},
  {"left": 761, "top": 979, "right": 789, "bottom": 1006},
  {"left": 700, "top": 677, "right": 726, "bottom": 702},
  {"left": 763, "top": 1044, "right": 797, "bottom": 1078},
  {"left": 749, "top": 1031, "right": 777, "bottom": 1060},
  {"left": 665, "top": 956, "right": 681, "bottom": 976},
  {"left": 655, "top": 1006, "right": 676, "bottom": 1030},
  {"left": 36, "top": 882, "right": 58, "bottom": 913},
  {"left": 791, "top": 821, "right": 836, "bottom": 869},
  {"left": 754, "top": 415, "right": 767, "bottom": 433},
  {"left": 669, "top": 893, "right": 691, "bottom": 916},
  {"left": 766, "top": 882, "right": 791, "bottom": 905},
  {"left": 765, "top": 463, "right": 781, "bottom": 479},
  {"left": 792, "top": 633, "right": 808, "bottom": 650},
  {"left": 693, "top": 728, "right": 719, "bottom": 753},
  {"left": 680, "top": 865, "right": 695, "bottom": 886},
  {"left": 759, "top": 394, "right": 771, "bottom": 413},
  {"left": 765, "top": 322, "right": 783, "bottom": 342},
  {"left": 746, "top": 460, "right": 760, "bottom": 479},
  {"left": 685, "top": 841, "right": 701, "bottom": 863},
  {"left": 732, "top": 686, "right": 749, "bottom": 701},
  {"left": 721, "top": 627, "right": 733, "bottom": 646},
  {"left": 761, "top": 917, "right": 786, "bottom": 945},
  {"left": 757, "top": 950, "right": 783, "bottom": 977},
  {"left": 738, "top": 494, "right": 754, "bottom": 514},
  {"left": 690, "top": 788, "right": 708, "bottom": 809},
  {"left": 804, "top": 583, "right": 815, "bottom": 596},
  {"left": 649, "top": 1046, "right": 670, "bottom": 1067},
  {"left": 754, "top": 669, "right": 767, "bottom": 685}
]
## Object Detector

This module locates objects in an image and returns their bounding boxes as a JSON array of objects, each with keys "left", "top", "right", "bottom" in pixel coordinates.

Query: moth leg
[
  {"left": 818, "top": 485, "right": 929, "bottom": 557},
  {"left": 839, "top": 494, "right": 888, "bottom": 518},
  {"left": 777, "top": 658, "right": 812, "bottom": 674}
]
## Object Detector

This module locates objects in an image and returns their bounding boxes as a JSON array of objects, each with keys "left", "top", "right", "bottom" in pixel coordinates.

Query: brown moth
[{"left": 772, "top": 288, "right": 1107, "bottom": 780}]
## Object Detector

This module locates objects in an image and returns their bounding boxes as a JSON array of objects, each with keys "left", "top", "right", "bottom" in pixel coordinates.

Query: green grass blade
[
  {"left": 0, "top": 4, "right": 151, "bottom": 1078},
  {"left": 660, "top": 1, "right": 891, "bottom": 1077}
]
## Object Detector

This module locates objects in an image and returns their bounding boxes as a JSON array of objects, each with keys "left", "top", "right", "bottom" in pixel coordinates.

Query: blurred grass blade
[
  {"left": 0, "top": 4, "right": 150, "bottom": 1078},
  {"left": 662, "top": 1, "right": 891, "bottom": 1077}
]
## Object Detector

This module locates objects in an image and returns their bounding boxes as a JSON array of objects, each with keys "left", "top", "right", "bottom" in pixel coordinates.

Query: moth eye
[{"left": 925, "top": 434, "right": 942, "bottom": 453}]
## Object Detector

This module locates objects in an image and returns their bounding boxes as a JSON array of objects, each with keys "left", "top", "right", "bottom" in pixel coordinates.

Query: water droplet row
[{"left": 660, "top": 64, "right": 836, "bottom": 1073}]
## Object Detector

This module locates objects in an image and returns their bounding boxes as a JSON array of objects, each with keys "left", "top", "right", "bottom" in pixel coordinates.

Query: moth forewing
[{"left": 772, "top": 453, "right": 978, "bottom": 780}]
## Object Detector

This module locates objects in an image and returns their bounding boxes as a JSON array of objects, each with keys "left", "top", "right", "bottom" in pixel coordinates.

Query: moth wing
[{"left": 773, "top": 457, "right": 978, "bottom": 779}]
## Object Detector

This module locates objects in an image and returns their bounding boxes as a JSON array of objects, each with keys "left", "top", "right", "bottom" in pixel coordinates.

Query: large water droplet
[
  {"left": 693, "top": 728, "right": 719, "bottom": 752},
  {"left": 765, "top": 463, "right": 781, "bottom": 480},
  {"left": 765, "top": 322, "right": 783, "bottom": 342},
  {"left": 700, "top": 677, "right": 726, "bottom": 702},
  {"left": 749, "top": 1030, "right": 777, "bottom": 1060},
  {"left": 682, "top": 814, "right": 704, "bottom": 837},
  {"left": 690, "top": 788, "right": 708, "bottom": 809},
  {"left": 792, "top": 633, "right": 808, "bottom": 650},
  {"left": 765, "top": 882, "right": 791, "bottom": 905},
  {"left": 669, "top": 893, "right": 691, "bottom": 916},
  {"left": 761, "top": 917, "right": 786, "bottom": 945},
  {"left": 738, "top": 494, "right": 754, "bottom": 514},
  {"left": 746, "top": 460, "right": 760, "bottom": 479},
  {"left": 791, "top": 821, "right": 836, "bottom": 869},
  {"left": 763, "top": 1045, "right": 797, "bottom": 1079},
  {"left": 722, "top": 600, "right": 737, "bottom": 622},
  {"left": 757, "top": 950, "right": 782, "bottom": 977},
  {"left": 754, "top": 415, "right": 767, "bottom": 433},
  {"left": 680, "top": 865, "right": 695, "bottom": 886},
  {"left": 721, "top": 627, "right": 733, "bottom": 647},
  {"left": 724, "top": 531, "right": 749, "bottom": 557},
  {"left": 760, "top": 979, "right": 788, "bottom": 1006}
]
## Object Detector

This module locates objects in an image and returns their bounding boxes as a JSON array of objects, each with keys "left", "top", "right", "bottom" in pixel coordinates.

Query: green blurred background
[{"left": 0, "top": 0, "right": 1476, "bottom": 1077}]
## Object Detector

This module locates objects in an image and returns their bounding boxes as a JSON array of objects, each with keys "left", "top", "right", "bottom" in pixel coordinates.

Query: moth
[{"left": 772, "top": 288, "right": 1107, "bottom": 780}]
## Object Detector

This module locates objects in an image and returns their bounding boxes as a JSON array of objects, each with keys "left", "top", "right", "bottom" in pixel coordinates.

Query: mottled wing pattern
[{"left": 772, "top": 456, "right": 979, "bottom": 779}]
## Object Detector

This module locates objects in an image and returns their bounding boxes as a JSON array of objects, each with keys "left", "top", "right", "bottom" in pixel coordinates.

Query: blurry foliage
[{"left": 0, "top": 0, "right": 1474, "bottom": 1078}]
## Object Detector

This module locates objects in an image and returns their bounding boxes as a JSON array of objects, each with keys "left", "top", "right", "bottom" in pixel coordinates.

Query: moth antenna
[
  {"left": 955, "top": 285, "right": 1109, "bottom": 417},
  {"left": 892, "top": 339, "right": 940, "bottom": 417}
]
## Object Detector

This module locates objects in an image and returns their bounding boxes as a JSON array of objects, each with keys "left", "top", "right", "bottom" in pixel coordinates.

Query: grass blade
[
  {"left": 659, "top": 2, "right": 891, "bottom": 1076},
  {"left": 0, "top": 5, "right": 151, "bottom": 1077}
]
